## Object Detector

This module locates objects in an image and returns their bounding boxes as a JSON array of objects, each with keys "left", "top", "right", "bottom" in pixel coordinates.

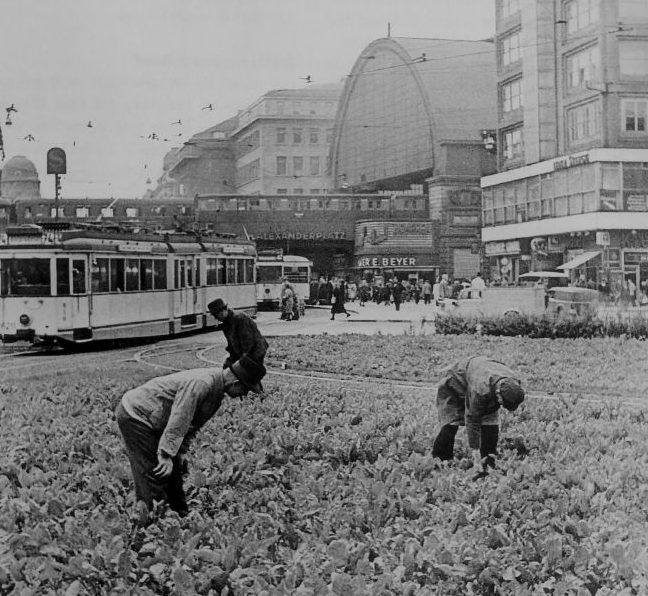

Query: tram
[
  {"left": 0, "top": 225, "right": 257, "bottom": 345},
  {"left": 255, "top": 250, "right": 312, "bottom": 309}
]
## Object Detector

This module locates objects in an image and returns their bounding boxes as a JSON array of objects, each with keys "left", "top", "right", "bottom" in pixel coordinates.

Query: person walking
[
  {"left": 392, "top": 279, "right": 404, "bottom": 311},
  {"left": 330, "top": 279, "right": 351, "bottom": 320},
  {"left": 432, "top": 355, "right": 525, "bottom": 479},
  {"left": 280, "top": 281, "right": 295, "bottom": 321},
  {"left": 208, "top": 298, "right": 268, "bottom": 368},
  {"left": 422, "top": 279, "right": 432, "bottom": 305},
  {"left": 471, "top": 272, "right": 486, "bottom": 297},
  {"left": 115, "top": 356, "right": 266, "bottom": 519}
]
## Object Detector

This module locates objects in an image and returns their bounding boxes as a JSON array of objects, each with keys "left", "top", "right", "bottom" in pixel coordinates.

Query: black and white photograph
[{"left": 1, "top": 0, "right": 648, "bottom": 593}]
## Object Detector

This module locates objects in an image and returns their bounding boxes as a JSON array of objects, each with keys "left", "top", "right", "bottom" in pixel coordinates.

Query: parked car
[{"left": 546, "top": 286, "right": 599, "bottom": 318}]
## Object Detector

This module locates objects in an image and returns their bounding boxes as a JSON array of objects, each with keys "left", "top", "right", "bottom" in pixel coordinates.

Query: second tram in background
[{"left": 255, "top": 249, "right": 312, "bottom": 310}]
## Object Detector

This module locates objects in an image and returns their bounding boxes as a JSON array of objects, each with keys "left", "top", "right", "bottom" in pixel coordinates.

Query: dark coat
[
  {"left": 331, "top": 286, "right": 347, "bottom": 314},
  {"left": 216, "top": 309, "right": 268, "bottom": 367},
  {"left": 436, "top": 356, "right": 521, "bottom": 449}
]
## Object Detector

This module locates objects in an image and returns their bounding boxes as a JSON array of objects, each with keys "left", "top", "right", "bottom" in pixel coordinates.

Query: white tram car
[
  {"left": 0, "top": 226, "right": 257, "bottom": 345},
  {"left": 255, "top": 250, "right": 312, "bottom": 309}
]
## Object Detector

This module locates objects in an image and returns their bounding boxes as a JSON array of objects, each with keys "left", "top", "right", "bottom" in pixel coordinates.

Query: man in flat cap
[
  {"left": 432, "top": 356, "right": 525, "bottom": 478},
  {"left": 115, "top": 355, "right": 266, "bottom": 520},
  {"left": 208, "top": 298, "right": 268, "bottom": 369}
]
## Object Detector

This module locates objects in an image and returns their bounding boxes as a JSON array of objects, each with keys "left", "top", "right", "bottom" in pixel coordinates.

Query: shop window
[
  {"left": 567, "top": 101, "right": 600, "bottom": 142},
  {"left": 500, "top": 30, "right": 521, "bottom": 67},
  {"left": 501, "top": 77, "right": 523, "bottom": 113},
  {"left": 566, "top": 45, "right": 599, "bottom": 89},
  {"left": 622, "top": 99, "right": 647, "bottom": 132},
  {"left": 564, "top": 0, "right": 599, "bottom": 34},
  {"left": 620, "top": 41, "right": 648, "bottom": 78}
]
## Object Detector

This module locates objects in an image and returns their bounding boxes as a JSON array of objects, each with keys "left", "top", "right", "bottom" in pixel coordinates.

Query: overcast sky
[{"left": 0, "top": 0, "right": 495, "bottom": 199}]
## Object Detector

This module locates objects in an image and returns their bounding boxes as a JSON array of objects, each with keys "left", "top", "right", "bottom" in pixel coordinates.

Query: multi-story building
[
  {"left": 232, "top": 83, "right": 342, "bottom": 195},
  {"left": 482, "top": 0, "right": 648, "bottom": 296}
]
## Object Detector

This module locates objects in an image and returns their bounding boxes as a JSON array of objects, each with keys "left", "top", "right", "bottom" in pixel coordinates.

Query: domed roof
[{"left": 2, "top": 155, "right": 40, "bottom": 182}]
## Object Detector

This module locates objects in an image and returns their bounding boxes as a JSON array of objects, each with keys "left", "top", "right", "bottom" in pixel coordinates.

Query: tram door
[
  {"left": 172, "top": 256, "right": 199, "bottom": 323},
  {"left": 56, "top": 257, "right": 90, "bottom": 334}
]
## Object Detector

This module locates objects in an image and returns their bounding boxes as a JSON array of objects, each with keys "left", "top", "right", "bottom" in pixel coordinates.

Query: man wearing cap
[
  {"left": 432, "top": 356, "right": 524, "bottom": 478},
  {"left": 207, "top": 298, "right": 268, "bottom": 369},
  {"left": 115, "top": 355, "right": 266, "bottom": 519}
]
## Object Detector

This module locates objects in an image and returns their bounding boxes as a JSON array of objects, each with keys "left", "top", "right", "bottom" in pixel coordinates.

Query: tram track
[{"left": 131, "top": 343, "right": 648, "bottom": 410}]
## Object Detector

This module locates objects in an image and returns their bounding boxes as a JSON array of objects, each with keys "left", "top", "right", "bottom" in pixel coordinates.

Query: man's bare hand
[{"left": 153, "top": 452, "right": 173, "bottom": 478}]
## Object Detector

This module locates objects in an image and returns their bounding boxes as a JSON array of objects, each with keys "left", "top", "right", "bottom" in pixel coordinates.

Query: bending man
[
  {"left": 115, "top": 355, "right": 266, "bottom": 518},
  {"left": 432, "top": 356, "right": 524, "bottom": 477}
]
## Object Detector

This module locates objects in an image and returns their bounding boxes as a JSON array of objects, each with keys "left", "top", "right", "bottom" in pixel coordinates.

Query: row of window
[
  {"left": 275, "top": 127, "right": 334, "bottom": 145},
  {"left": 276, "top": 155, "right": 323, "bottom": 176},
  {"left": 197, "top": 196, "right": 426, "bottom": 212},
  {"left": 27, "top": 205, "right": 192, "bottom": 219},
  {"left": 483, "top": 162, "right": 648, "bottom": 225},
  {"left": 0, "top": 256, "right": 254, "bottom": 297}
]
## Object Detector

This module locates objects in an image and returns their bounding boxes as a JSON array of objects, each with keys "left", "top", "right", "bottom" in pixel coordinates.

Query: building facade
[
  {"left": 330, "top": 37, "right": 497, "bottom": 281},
  {"left": 482, "top": 0, "right": 648, "bottom": 294},
  {"left": 232, "top": 84, "right": 342, "bottom": 195}
]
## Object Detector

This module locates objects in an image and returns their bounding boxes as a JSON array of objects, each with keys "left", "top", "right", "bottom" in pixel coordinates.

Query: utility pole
[{"left": 47, "top": 147, "right": 66, "bottom": 225}]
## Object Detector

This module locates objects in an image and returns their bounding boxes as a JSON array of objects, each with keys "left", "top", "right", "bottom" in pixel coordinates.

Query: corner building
[
  {"left": 482, "top": 0, "right": 648, "bottom": 294},
  {"left": 331, "top": 37, "right": 497, "bottom": 281}
]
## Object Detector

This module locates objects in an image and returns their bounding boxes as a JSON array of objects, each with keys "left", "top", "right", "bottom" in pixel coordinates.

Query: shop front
[
  {"left": 483, "top": 240, "right": 523, "bottom": 284},
  {"left": 354, "top": 254, "right": 438, "bottom": 285}
]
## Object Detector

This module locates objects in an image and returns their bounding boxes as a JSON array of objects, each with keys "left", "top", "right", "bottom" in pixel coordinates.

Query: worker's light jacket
[
  {"left": 121, "top": 368, "right": 224, "bottom": 457},
  {"left": 437, "top": 356, "right": 520, "bottom": 449}
]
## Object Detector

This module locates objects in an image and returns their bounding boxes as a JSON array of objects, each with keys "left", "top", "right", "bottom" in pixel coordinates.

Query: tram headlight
[
  {"left": 19, "top": 314, "right": 31, "bottom": 326},
  {"left": 265, "top": 288, "right": 270, "bottom": 294}
]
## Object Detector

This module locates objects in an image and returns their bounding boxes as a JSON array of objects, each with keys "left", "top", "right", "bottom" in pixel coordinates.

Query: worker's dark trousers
[
  {"left": 115, "top": 403, "right": 188, "bottom": 515},
  {"left": 432, "top": 423, "right": 499, "bottom": 466}
]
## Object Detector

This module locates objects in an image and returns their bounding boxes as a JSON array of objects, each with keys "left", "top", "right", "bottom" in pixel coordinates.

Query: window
[
  {"left": 126, "top": 207, "right": 139, "bottom": 218},
  {"left": 50, "top": 207, "right": 64, "bottom": 218},
  {"left": 72, "top": 260, "right": 86, "bottom": 294},
  {"left": 178, "top": 184, "right": 185, "bottom": 196},
  {"left": 140, "top": 259, "right": 153, "bottom": 291},
  {"left": 503, "top": 128, "right": 523, "bottom": 160},
  {"left": 620, "top": 41, "right": 648, "bottom": 78},
  {"left": 501, "top": 78, "right": 523, "bottom": 113},
  {"left": 57, "top": 258, "right": 70, "bottom": 296},
  {"left": 293, "top": 188, "right": 303, "bottom": 194},
  {"left": 277, "top": 188, "right": 288, "bottom": 194},
  {"left": 76, "top": 207, "right": 89, "bottom": 218},
  {"left": 310, "top": 189, "right": 320, "bottom": 195},
  {"left": 619, "top": 0, "right": 648, "bottom": 19},
  {"left": 226, "top": 259, "right": 236, "bottom": 284},
  {"left": 3, "top": 258, "right": 51, "bottom": 297},
  {"left": 566, "top": 45, "right": 599, "bottom": 89},
  {"left": 293, "top": 156, "right": 303, "bottom": 175},
  {"left": 110, "top": 259, "right": 125, "bottom": 292},
  {"left": 245, "top": 259, "right": 254, "bottom": 283},
  {"left": 92, "top": 258, "right": 110, "bottom": 292},
  {"left": 501, "top": 31, "right": 521, "bottom": 66},
  {"left": 501, "top": 0, "right": 519, "bottom": 18},
  {"left": 125, "top": 259, "right": 140, "bottom": 291},
  {"left": 292, "top": 128, "right": 302, "bottom": 144},
  {"left": 326, "top": 128, "right": 334, "bottom": 143},
  {"left": 309, "top": 156, "right": 320, "bottom": 176},
  {"left": 567, "top": 101, "right": 600, "bottom": 141},
  {"left": 623, "top": 99, "right": 647, "bottom": 132},
  {"left": 276, "top": 156, "right": 287, "bottom": 175},
  {"left": 309, "top": 128, "right": 319, "bottom": 144},
  {"left": 565, "top": 0, "right": 599, "bottom": 34},
  {"left": 153, "top": 260, "right": 167, "bottom": 290},
  {"left": 276, "top": 128, "right": 286, "bottom": 143},
  {"left": 101, "top": 207, "right": 114, "bottom": 218}
]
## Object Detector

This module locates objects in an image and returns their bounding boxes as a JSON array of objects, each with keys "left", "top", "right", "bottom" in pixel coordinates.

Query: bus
[
  {"left": 256, "top": 250, "right": 312, "bottom": 310},
  {"left": 0, "top": 225, "right": 257, "bottom": 346}
]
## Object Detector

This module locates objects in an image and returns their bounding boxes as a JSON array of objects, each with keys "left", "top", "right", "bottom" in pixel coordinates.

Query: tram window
[
  {"left": 153, "top": 260, "right": 167, "bottom": 289},
  {"left": 92, "top": 258, "right": 110, "bottom": 292},
  {"left": 217, "top": 258, "right": 225, "bottom": 285},
  {"left": 56, "top": 258, "right": 70, "bottom": 296},
  {"left": 245, "top": 259, "right": 254, "bottom": 283},
  {"left": 125, "top": 259, "right": 140, "bottom": 291},
  {"left": 195, "top": 259, "right": 201, "bottom": 286},
  {"left": 226, "top": 259, "right": 236, "bottom": 284},
  {"left": 237, "top": 259, "right": 245, "bottom": 284},
  {"left": 186, "top": 258, "right": 193, "bottom": 287},
  {"left": 257, "top": 265, "right": 282, "bottom": 283},
  {"left": 6, "top": 258, "right": 51, "bottom": 296},
  {"left": 140, "top": 259, "right": 153, "bottom": 291},
  {"left": 206, "top": 258, "right": 218, "bottom": 285},
  {"left": 175, "top": 259, "right": 186, "bottom": 288},
  {"left": 286, "top": 266, "right": 309, "bottom": 283},
  {"left": 72, "top": 260, "right": 86, "bottom": 294},
  {"left": 110, "top": 259, "right": 125, "bottom": 292}
]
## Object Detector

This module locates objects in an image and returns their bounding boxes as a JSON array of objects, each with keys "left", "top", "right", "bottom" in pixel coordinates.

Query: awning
[{"left": 557, "top": 251, "right": 601, "bottom": 270}]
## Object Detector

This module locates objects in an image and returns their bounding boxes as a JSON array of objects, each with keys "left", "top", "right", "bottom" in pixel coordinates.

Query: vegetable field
[{"left": 1, "top": 334, "right": 648, "bottom": 595}]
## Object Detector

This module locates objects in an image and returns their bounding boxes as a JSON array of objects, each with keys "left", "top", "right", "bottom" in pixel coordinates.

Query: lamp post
[{"left": 46, "top": 148, "right": 66, "bottom": 225}]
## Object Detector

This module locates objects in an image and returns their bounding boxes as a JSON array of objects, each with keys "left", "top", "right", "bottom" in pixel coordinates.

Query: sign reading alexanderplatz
[{"left": 250, "top": 231, "right": 347, "bottom": 241}]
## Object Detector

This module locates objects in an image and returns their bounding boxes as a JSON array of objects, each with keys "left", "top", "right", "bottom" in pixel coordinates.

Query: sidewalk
[{"left": 309, "top": 301, "right": 438, "bottom": 323}]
